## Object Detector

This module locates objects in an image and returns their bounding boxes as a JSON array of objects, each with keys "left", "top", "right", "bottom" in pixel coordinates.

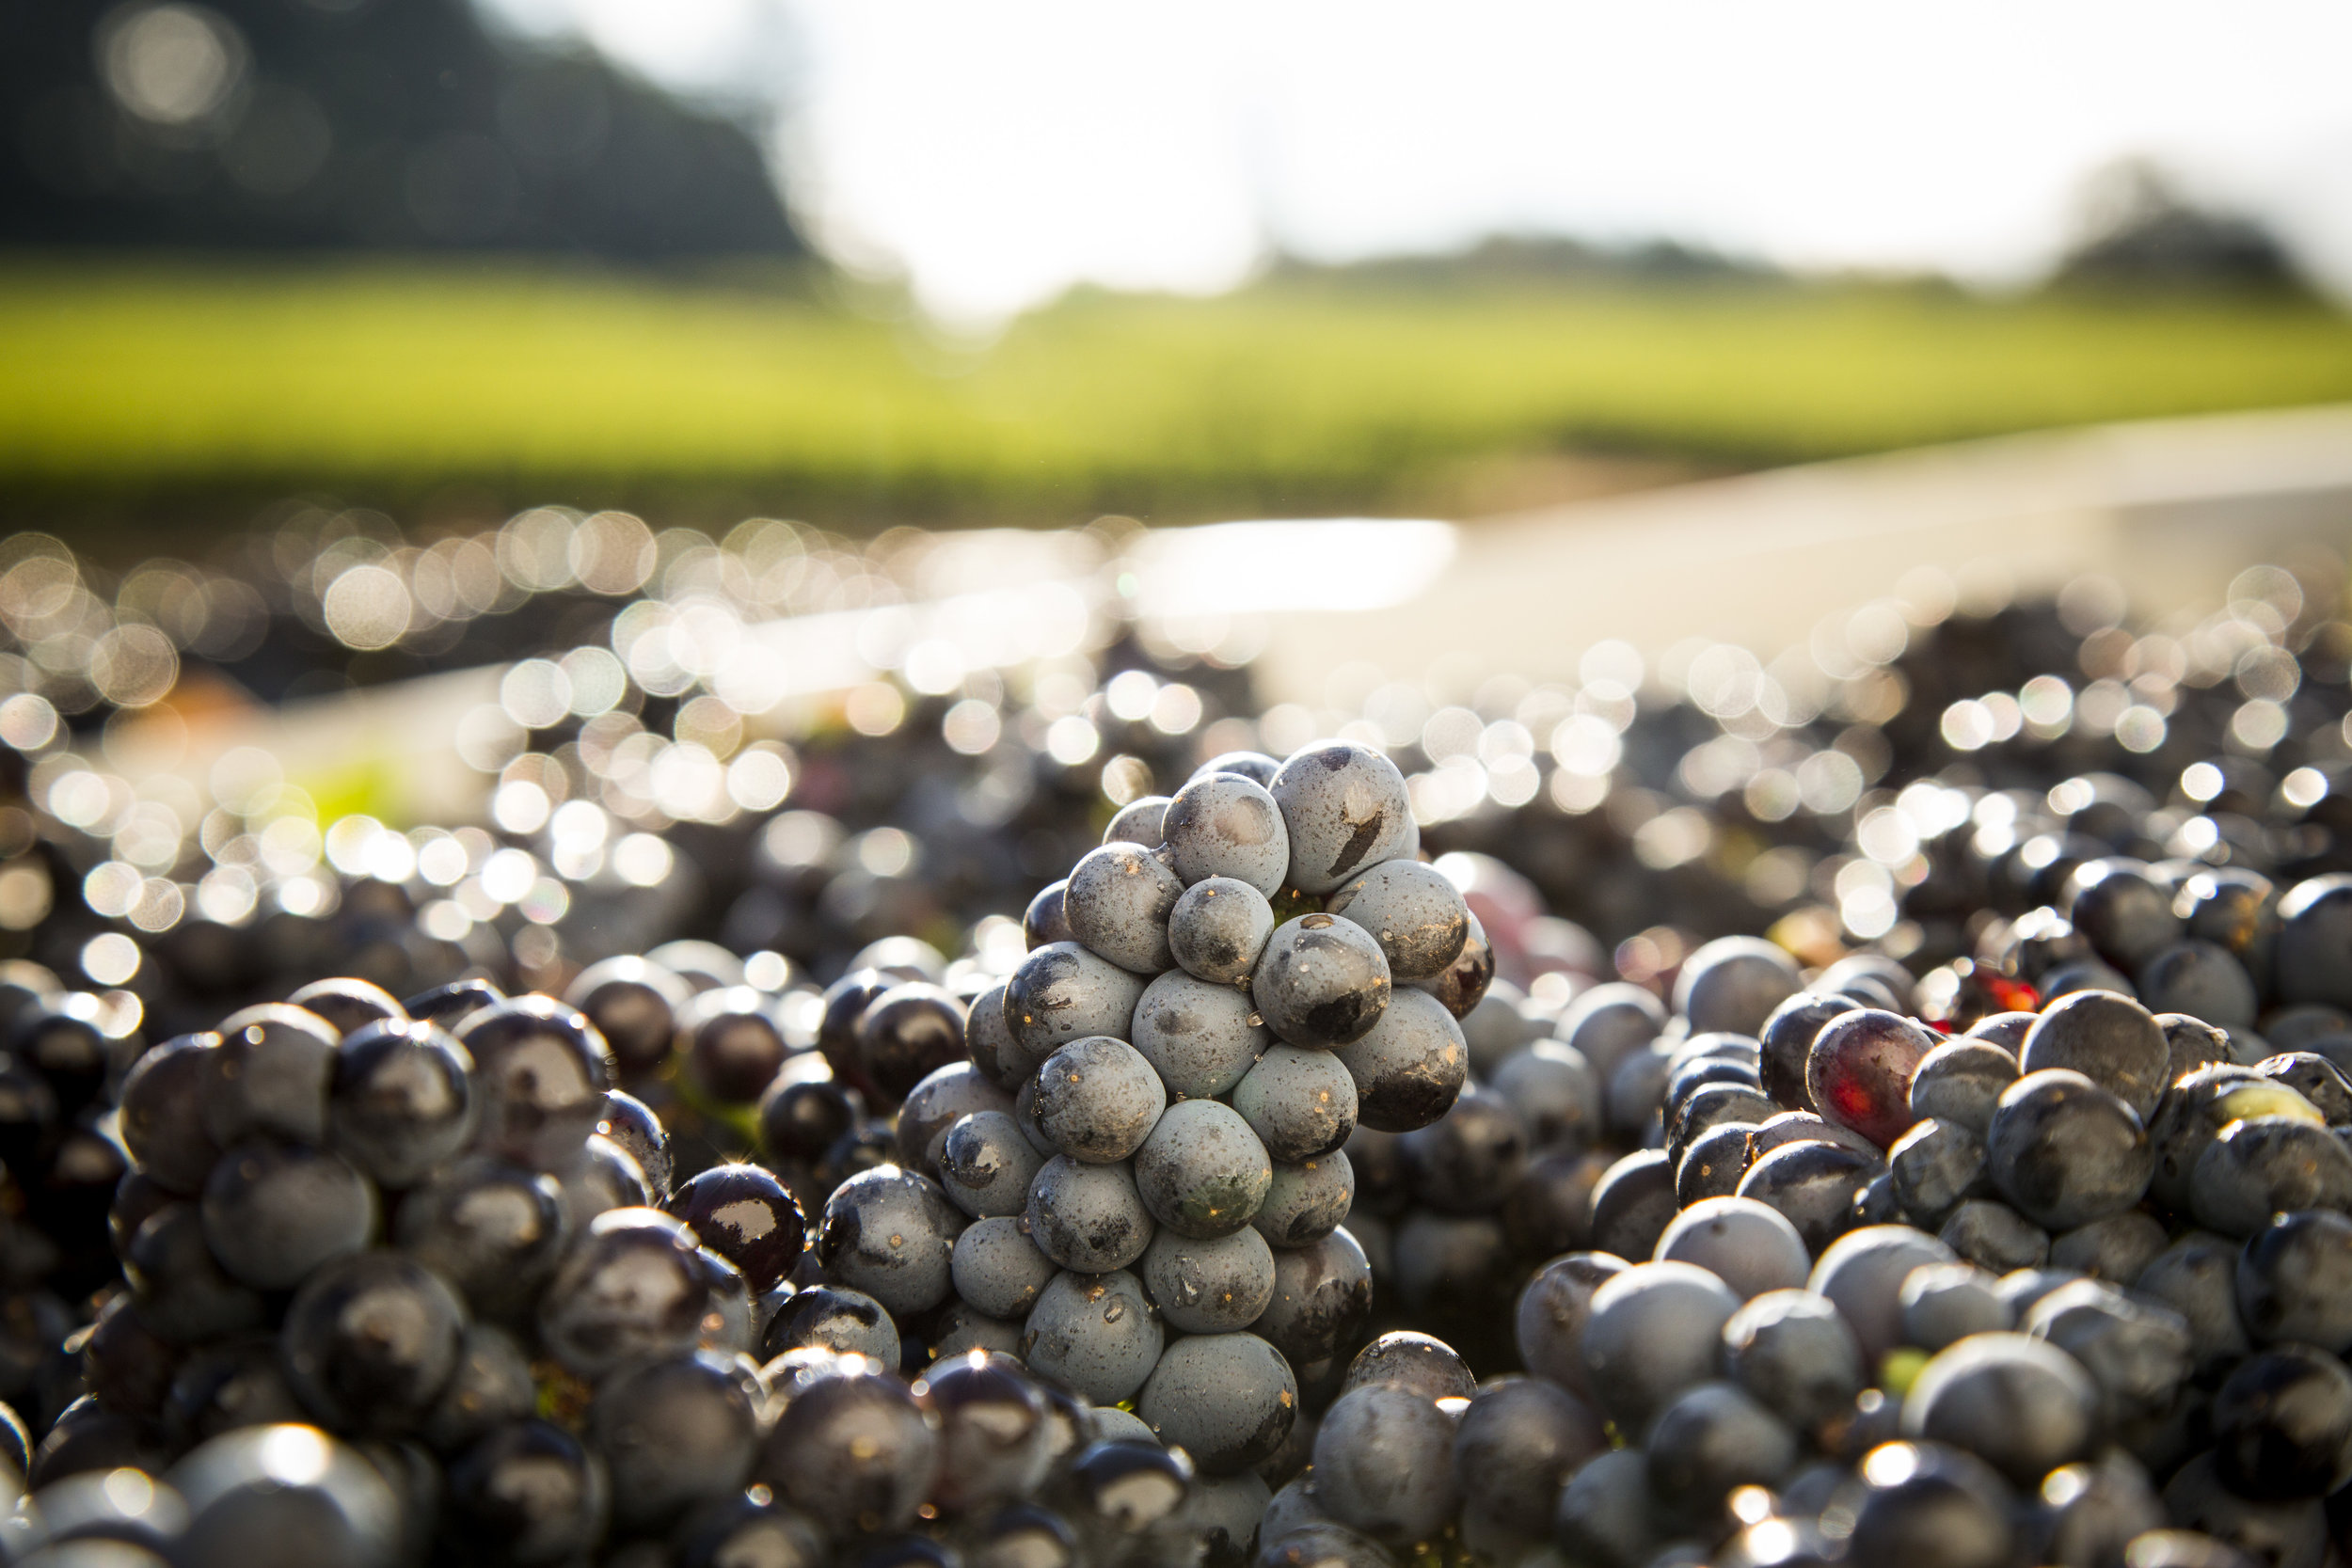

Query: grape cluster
[
  {"left": 803, "top": 742, "right": 1481, "bottom": 1486},
  {"left": 1241, "top": 915, "right": 2352, "bottom": 1568},
  {"left": 0, "top": 962, "right": 1284, "bottom": 1568}
]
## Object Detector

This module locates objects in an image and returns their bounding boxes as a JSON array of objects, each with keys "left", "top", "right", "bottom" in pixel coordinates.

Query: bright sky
[{"left": 483, "top": 0, "right": 2352, "bottom": 325}]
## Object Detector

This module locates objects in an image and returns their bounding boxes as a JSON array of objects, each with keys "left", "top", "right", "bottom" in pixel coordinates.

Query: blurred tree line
[{"left": 0, "top": 0, "right": 800, "bottom": 258}]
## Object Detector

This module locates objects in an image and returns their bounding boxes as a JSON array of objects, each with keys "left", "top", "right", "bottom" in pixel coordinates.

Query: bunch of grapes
[{"left": 803, "top": 743, "right": 1482, "bottom": 1506}]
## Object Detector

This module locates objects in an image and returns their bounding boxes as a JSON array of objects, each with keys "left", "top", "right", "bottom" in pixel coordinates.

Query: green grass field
[{"left": 4, "top": 257, "right": 2350, "bottom": 517}]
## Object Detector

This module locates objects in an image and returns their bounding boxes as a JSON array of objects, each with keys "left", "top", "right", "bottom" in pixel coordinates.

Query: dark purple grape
[
  {"left": 817, "top": 1165, "right": 964, "bottom": 1312},
  {"left": 951, "top": 1215, "right": 1057, "bottom": 1322},
  {"left": 1675, "top": 937, "right": 1801, "bottom": 1038},
  {"left": 1415, "top": 909, "right": 1495, "bottom": 1022},
  {"left": 1167, "top": 877, "right": 1277, "bottom": 989},
  {"left": 1555, "top": 982, "right": 1667, "bottom": 1084},
  {"left": 1908, "top": 1040, "right": 2018, "bottom": 1137},
  {"left": 2069, "top": 859, "right": 2185, "bottom": 971},
  {"left": 1736, "top": 1140, "right": 1875, "bottom": 1255},
  {"left": 1063, "top": 842, "right": 1182, "bottom": 975},
  {"left": 1130, "top": 970, "right": 1268, "bottom": 1101},
  {"left": 80, "top": 1293, "right": 182, "bottom": 1418},
  {"left": 1141, "top": 1226, "right": 1274, "bottom": 1335},
  {"left": 1846, "top": 1441, "right": 2017, "bottom": 1568},
  {"left": 2020, "top": 990, "right": 2170, "bottom": 1120},
  {"left": 1589, "top": 1148, "right": 1676, "bottom": 1259},
  {"left": 1901, "top": 1332, "right": 2098, "bottom": 1483},
  {"left": 1325, "top": 858, "right": 1469, "bottom": 984},
  {"left": 1254, "top": 915, "right": 1391, "bottom": 1050},
  {"left": 1329, "top": 988, "right": 1465, "bottom": 1133},
  {"left": 755, "top": 1364, "right": 938, "bottom": 1533},
  {"left": 1023, "top": 880, "right": 1075, "bottom": 949},
  {"left": 1267, "top": 744, "right": 1411, "bottom": 896},
  {"left": 403, "top": 977, "right": 501, "bottom": 1024},
  {"left": 1164, "top": 773, "right": 1289, "bottom": 898},
  {"left": 396, "top": 1156, "right": 567, "bottom": 1320},
  {"left": 857, "top": 984, "right": 968, "bottom": 1105},
  {"left": 327, "top": 1019, "right": 473, "bottom": 1188},
  {"left": 564, "top": 957, "right": 691, "bottom": 1077},
  {"left": 1758, "top": 992, "right": 1861, "bottom": 1113},
  {"left": 122, "top": 1202, "right": 263, "bottom": 1344},
  {"left": 2254, "top": 1053, "right": 2352, "bottom": 1124},
  {"left": 453, "top": 996, "right": 612, "bottom": 1171},
  {"left": 1250, "top": 1227, "right": 1372, "bottom": 1371},
  {"left": 116, "top": 1034, "right": 222, "bottom": 1195},
  {"left": 1723, "top": 1288, "right": 1865, "bottom": 1433},
  {"left": 11, "top": 996, "right": 114, "bottom": 1118},
  {"left": 1033, "top": 1036, "right": 1166, "bottom": 1164},
  {"left": 2191, "top": 1117, "right": 2352, "bottom": 1236},
  {"left": 1812, "top": 1224, "right": 1957, "bottom": 1364},
  {"left": 1397, "top": 1085, "right": 1526, "bottom": 1214},
  {"left": 1645, "top": 1380, "right": 1800, "bottom": 1518},
  {"left": 668, "top": 1162, "right": 804, "bottom": 1293},
  {"left": 200, "top": 1140, "right": 375, "bottom": 1291},
  {"left": 2209, "top": 1343, "right": 2352, "bottom": 1499},
  {"left": 2020, "top": 1278, "right": 2192, "bottom": 1429},
  {"left": 596, "top": 1088, "right": 672, "bottom": 1201},
  {"left": 1580, "top": 1261, "right": 1740, "bottom": 1432},
  {"left": 1310, "top": 1385, "right": 1456, "bottom": 1544},
  {"left": 1134, "top": 1101, "right": 1271, "bottom": 1241},
  {"left": 2137, "top": 942, "right": 2258, "bottom": 1030},
  {"left": 1138, "top": 1331, "right": 1295, "bottom": 1476},
  {"left": 896, "top": 1061, "right": 1013, "bottom": 1176},
  {"left": 939, "top": 1110, "right": 1044, "bottom": 1219},
  {"left": 818, "top": 969, "right": 892, "bottom": 1085},
  {"left": 287, "top": 977, "right": 405, "bottom": 1038},
  {"left": 2280, "top": 877, "right": 2352, "bottom": 1010},
  {"left": 1003, "top": 943, "right": 1149, "bottom": 1064},
  {"left": 279, "top": 1252, "right": 466, "bottom": 1436},
  {"left": 680, "top": 987, "right": 788, "bottom": 1106},
  {"left": 915, "top": 1352, "right": 1052, "bottom": 1513},
  {"left": 1887, "top": 1117, "right": 1991, "bottom": 1228},
  {"left": 1254, "top": 1150, "right": 1353, "bottom": 1247},
  {"left": 537, "top": 1208, "right": 714, "bottom": 1377},
  {"left": 444, "top": 1418, "right": 609, "bottom": 1565},
  {"left": 203, "top": 1004, "right": 338, "bottom": 1148},
  {"left": 588, "top": 1350, "right": 760, "bottom": 1528},
  {"left": 757, "top": 1057, "right": 862, "bottom": 1165},
  {"left": 1104, "top": 793, "right": 1172, "bottom": 847},
  {"left": 1806, "top": 1008, "right": 1936, "bottom": 1148},
  {"left": 2178, "top": 868, "right": 2279, "bottom": 988},
  {"left": 1655, "top": 1196, "right": 1809, "bottom": 1300},
  {"left": 2237, "top": 1210, "right": 2352, "bottom": 1352},
  {"left": 1454, "top": 1375, "right": 1606, "bottom": 1537},
  {"left": 764, "top": 1282, "right": 898, "bottom": 1364},
  {"left": 1985, "top": 1070, "right": 2152, "bottom": 1232},
  {"left": 168, "top": 1423, "right": 402, "bottom": 1568}
]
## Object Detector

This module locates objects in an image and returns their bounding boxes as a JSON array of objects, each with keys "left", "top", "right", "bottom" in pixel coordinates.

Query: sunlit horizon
[{"left": 480, "top": 0, "right": 2352, "bottom": 325}]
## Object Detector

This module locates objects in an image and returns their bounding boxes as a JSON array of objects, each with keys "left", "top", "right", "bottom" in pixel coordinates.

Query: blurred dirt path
[{"left": 1250, "top": 403, "right": 2352, "bottom": 703}]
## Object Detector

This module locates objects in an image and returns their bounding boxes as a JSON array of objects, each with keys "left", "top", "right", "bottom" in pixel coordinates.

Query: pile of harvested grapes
[{"left": 1, "top": 517, "right": 2350, "bottom": 1568}]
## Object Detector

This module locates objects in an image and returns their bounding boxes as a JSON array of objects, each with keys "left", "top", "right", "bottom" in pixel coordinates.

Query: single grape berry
[
  {"left": 327, "top": 1018, "right": 475, "bottom": 1189},
  {"left": 1162, "top": 772, "right": 1290, "bottom": 897},
  {"left": 1062, "top": 842, "right": 1183, "bottom": 975},
  {"left": 1166, "top": 877, "right": 1278, "bottom": 988},
  {"left": 1129, "top": 969, "right": 1268, "bottom": 1099},
  {"left": 1806, "top": 1008, "right": 1937, "bottom": 1148},
  {"left": 668, "top": 1163, "right": 805, "bottom": 1293}
]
